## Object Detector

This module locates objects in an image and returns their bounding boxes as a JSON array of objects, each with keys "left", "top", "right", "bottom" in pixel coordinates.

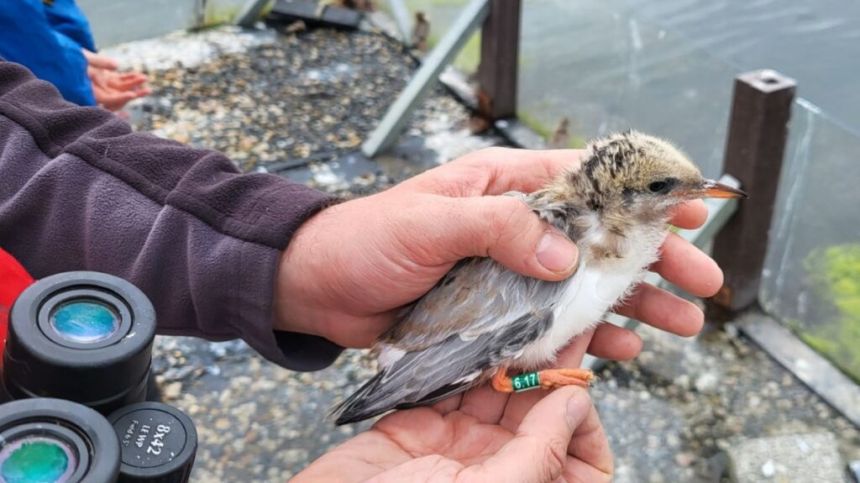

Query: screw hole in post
[{"left": 759, "top": 70, "right": 781, "bottom": 85}]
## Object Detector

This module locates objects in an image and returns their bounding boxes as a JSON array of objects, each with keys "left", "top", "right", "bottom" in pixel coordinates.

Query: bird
[{"left": 332, "top": 131, "right": 746, "bottom": 424}]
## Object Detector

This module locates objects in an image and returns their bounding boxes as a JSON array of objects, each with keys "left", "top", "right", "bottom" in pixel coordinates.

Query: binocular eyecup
[
  {"left": 0, "top": 398, "right": 197, "bottom": 483},
  {"left": 3, "top": 272, "right": 156, "bottom": 414}
]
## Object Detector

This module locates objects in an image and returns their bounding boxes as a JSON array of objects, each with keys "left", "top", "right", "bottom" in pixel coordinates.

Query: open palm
[{"left": 294, "top": 334, "right": 611, "bottom": 483}]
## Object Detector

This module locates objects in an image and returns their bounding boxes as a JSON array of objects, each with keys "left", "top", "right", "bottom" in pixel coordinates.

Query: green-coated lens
[
  {"left": 0, "top": 437, "right": 74, "bottom": 483},
  {"left": 49, "top": 300, "right": 119, "bottom": 344}
]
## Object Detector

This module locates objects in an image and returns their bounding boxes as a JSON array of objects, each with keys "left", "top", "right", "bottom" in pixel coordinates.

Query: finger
[
  {"left": 98, "top": 91, "right": 143, "bottom": 111},
  {"left": 462, "top": 148, "right": 587, "bottom": 195},
  {"left": 109, "top": 73, "right": 149, "bottom": 89},
  {"left": 651, "top": 232, "right": 723, "bottom": 297},
  {"left": 669, "top": 199, "right": 708, "bottom": 229},
  {"left": 83, "top": 50, "right": 119, "bottom": 70},
  {"left": 564, "top": 398, "right": 613, "bottom": 480},
  {"left": 417, "top": 195, "right": 579, "bottom": 281},
  {"left": 111, "top": 77, "right": 148, "bottom": 91},
  {"left": 614, "top": 283, "right": 704, "bottom": 337},
  {"left": 118, "top": 72, "right": 148, "bottom": 82},
  {"left": 431, "top": 393, "right": 463, "bottom": 415},
  {"left": 587, "top": 323, "right": 643, "bottom": 360},
  {"left": 402, "top": 147, "right": 586, "bottom": 197},
  {"left": 464, "top": 387, "right": 588, "bottom": 483},
  {"left": 552, "top": 330, "right": 593, "bottom": 368},
  {"left": 457, "top": 383, "right": 510, "bottom": 424}
]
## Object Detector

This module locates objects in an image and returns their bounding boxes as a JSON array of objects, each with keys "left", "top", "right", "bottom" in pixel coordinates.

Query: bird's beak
[{"left": 699, "top": 179, "right": 748, "bottom": 199}]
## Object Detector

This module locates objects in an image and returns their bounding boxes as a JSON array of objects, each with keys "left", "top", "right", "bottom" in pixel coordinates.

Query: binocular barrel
[
  {"left": 0, "top": 271, "right": 198, "bottom": 482},
  {"left": 0, "top": 398, "right": 197, "bottom": 483},
  {"left": 3, "top": 272, "right": 156, "bottom": 414}
]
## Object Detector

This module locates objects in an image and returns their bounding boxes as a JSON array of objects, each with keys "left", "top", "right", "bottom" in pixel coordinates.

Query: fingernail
[
  {"left": 536, "top": 229, "right": 578, "bottom": 273},
  {"left": 566, "top": 390, "right": 587, "bottom": 428}
]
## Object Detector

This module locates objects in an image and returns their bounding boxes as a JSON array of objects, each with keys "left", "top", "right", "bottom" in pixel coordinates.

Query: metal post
[
  {"left": 477, "top": 0, "right": 522, "bottom": 120},
  {"left": 387, "top": 0, "right": 413, "bottom": 45},
  {"left": 710, "top": 69, "right": 796, "bottom": 312}
]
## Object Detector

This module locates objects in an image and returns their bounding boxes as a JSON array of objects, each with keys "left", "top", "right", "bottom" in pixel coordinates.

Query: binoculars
[{"left": 0, "top": 272, "right": 198, "bottom": 482}]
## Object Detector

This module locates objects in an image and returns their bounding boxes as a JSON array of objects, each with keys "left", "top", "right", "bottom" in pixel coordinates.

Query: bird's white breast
[{"left": 518, "top": 224, "right": 666, "bottom": 367}]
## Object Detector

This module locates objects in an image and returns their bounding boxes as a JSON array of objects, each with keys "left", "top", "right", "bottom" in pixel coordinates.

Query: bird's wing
[
  {"left": 380, "top": 256, "right": 564, "bottom": 352},
  {"left": 333, "top": 308, "right": 555, "bottom": 424}
]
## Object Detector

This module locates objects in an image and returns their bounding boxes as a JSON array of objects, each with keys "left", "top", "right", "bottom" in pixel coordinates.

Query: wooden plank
[
  {"left": 583, "top": 174, "right": 742, "bottom": 370},
  {"left": 362, "top": 0, "right": 490, "bottom": 157},
  {"left": 738, "top": 313, "right": 860, "bottom": 428},
  {"left": 710, "top": 70, "right": 796, "bottom": 311},
  {"left": 477, "top": 0, "right": 522, "bottom": 120}
]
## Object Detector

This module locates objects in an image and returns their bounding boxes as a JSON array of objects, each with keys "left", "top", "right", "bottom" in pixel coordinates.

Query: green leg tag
[{"left": 511, "top": 371, "right": 541, "bottom": 392}]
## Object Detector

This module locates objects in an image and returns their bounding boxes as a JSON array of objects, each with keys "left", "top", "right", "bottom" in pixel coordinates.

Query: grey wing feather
[
  {"left": 332, "top": 310, "right": 554, "bottom": 425},
  {"left": 381, "top": 256, "right": 565, "bottom": 351}
]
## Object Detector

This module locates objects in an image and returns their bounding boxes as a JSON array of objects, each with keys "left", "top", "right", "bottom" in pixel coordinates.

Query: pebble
[
  {"left": 162, "top": 382, "right": 182, "bottom": 400},
  {"left": 674, "top": 452, "right": 695, "bottom": 467},
  {"left": 761, "top": 459, "right": 775, "bottom": 477}
]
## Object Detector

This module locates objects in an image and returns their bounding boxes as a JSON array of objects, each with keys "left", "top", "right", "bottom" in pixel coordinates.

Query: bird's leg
[
  {"left": 538, "top": 368, "right": 595, "bottom": 389},
  {"left": 491, "top": 367, "right": 514, "bottom": 393},
  {"left": 491, "top": 367, "right": 594, "bottom": 393}
]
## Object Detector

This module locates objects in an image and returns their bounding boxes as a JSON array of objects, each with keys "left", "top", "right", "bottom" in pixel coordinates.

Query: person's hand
[
  {"left": 83, "top": 49, "right": 151, "bottom": 111},
  {"left": 293, "top": 332, "right": 612, "bottom": 482},
  {"left": 275, "top": 147, "right": 722, "bottom": 358}
]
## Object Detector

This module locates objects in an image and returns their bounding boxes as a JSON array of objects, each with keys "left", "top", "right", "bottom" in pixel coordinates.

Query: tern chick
[{"left": 333, "top": 131, "right": 745, "bottom": 424}]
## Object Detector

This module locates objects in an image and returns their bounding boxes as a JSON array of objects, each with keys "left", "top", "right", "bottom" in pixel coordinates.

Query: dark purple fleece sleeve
[{"left": 0, "top": 60, "right": 343, "bottom": 371}]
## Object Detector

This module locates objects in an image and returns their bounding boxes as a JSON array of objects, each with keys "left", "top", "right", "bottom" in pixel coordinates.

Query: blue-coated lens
[
  {"left": 0, "top": 437, "right": 75, "bottom": 483},
  {"left": 49, "top": 300, "right": 119, "bottom": 344}
]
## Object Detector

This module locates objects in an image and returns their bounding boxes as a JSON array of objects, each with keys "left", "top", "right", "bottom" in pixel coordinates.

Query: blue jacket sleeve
[
  {"left": 0, "top": 0, "right": 96, "bottom": 106},
  {"left": 43, "top": 0, "right": 97, "bottom": 52}
]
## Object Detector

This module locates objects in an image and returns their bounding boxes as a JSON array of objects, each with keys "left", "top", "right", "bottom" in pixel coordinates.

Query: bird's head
[{"left": 566, "top": 131, "right": 746, "bottom": 224}]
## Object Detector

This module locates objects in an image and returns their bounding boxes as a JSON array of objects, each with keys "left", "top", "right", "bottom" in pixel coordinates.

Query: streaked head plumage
[{"left": 557, "top": 131, "right": 744, "bottom": 223}]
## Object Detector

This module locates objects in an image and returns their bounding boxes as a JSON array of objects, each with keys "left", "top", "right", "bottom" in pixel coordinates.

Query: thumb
[
  {"left": 468, "top": 387, "right": 591, "bottom": 483},
  {"left": 438, "top": 195, "right": 578, "bottom": 281}
]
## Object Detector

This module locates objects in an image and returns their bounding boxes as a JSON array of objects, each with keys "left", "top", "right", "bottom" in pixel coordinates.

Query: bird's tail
[{"left": 330, "top": 371, "right": 392, "bottom": 425}]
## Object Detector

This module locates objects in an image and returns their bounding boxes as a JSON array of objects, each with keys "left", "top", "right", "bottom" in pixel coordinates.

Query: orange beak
[{"left": 700, "top": 179, "right": 747, "bottom": 199}]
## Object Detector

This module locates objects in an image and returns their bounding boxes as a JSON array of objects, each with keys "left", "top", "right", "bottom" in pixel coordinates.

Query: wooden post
[
  {"left": 710, "top": 70, "right": 796, "bottom": 313},
  {"left": 477, "top": 0, "right": 522, "bottom": 120}
]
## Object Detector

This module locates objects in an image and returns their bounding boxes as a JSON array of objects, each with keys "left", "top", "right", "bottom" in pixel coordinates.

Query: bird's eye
[{"left": 648, "top": 178, "right": 677, "bottom": 194}]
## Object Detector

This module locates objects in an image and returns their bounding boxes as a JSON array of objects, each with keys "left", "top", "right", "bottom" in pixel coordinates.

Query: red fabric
[{"left": 0, "top": 248, "right": 33, "bottom": 363}]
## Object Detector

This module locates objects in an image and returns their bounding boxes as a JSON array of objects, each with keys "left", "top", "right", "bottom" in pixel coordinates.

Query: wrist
[{"left": 271, "top": 204, "right": 335, "bottom": 338}]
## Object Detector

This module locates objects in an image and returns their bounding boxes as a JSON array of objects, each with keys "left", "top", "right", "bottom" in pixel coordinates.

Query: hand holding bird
[
  {"left": 328, "top": 132, "right": 743, "bottom": 424},
  {"left": 293, "top": 332, "right": 612, "bottom": 482},
  {"left": 275, "top": 143, "right": 721, "bottom": 352}
]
